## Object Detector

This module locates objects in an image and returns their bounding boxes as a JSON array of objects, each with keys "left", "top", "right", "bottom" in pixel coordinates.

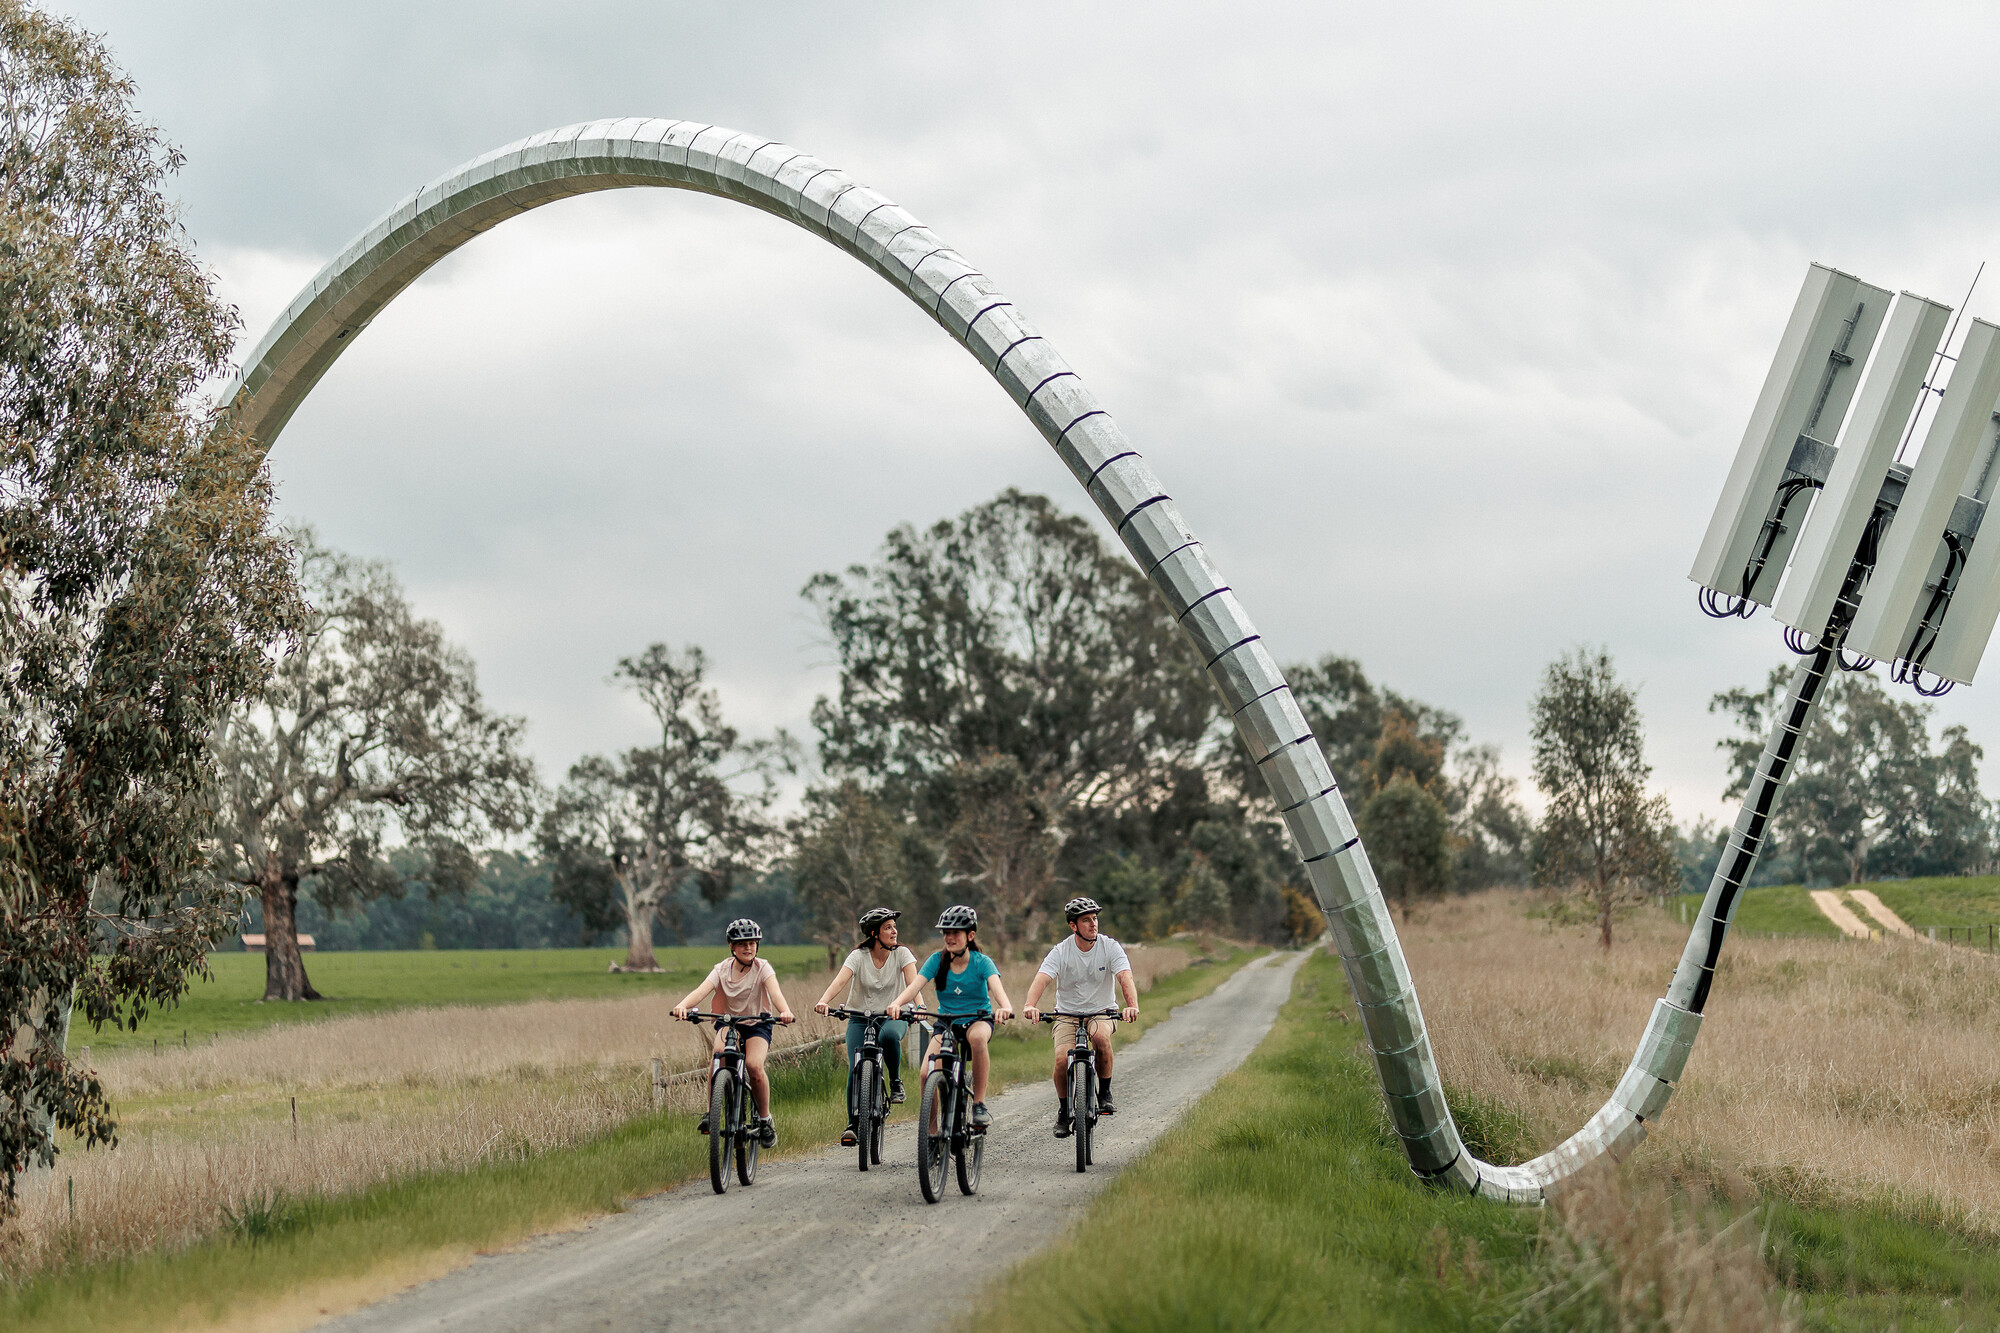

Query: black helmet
[
  {"left": 857, "top": 907, "right": 901, "bottom": 938},
  {"left": 1065, "top": 896, "right": 1102, "bottom": 922},
  {"left": 725, "top": 918, "right": 763, "bottom": 942},
  {"left": 935, "top": 904, "right": 978, "bottom": 932}
]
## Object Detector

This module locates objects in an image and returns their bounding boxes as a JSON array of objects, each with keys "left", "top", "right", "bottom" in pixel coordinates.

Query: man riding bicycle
[
  {"left": 1021, "top": 897, "right": 1138, "bottom": 1138},
  {"left": 888, "top": 905, "right": 1013, "bottom": 1129},
  {"left": 671, "top": 918, "right": 795, "bottom": 1149}
]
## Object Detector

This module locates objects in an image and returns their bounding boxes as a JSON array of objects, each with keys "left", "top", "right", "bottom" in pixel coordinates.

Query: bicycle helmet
[
  {"left": 725, "top": 918, "right": 763, "bottom": 942},
  {"left": 857, "top": 906, "right": 900, "bottom": 936},
  {"left": 1064, "top": 896, "right": 1102, "bottom": 922},
  {"left": 935, "top": 904, "right": 978, "bottom": 932}
]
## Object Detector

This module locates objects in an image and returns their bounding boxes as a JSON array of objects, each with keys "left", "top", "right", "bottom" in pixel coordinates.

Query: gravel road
[{"left": 319, "top": 948, "right": 1309, "bottom": 1333}]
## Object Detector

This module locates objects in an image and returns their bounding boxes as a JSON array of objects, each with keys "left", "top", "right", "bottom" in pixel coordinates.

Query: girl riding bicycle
[
  {"left": 813, "top": 906, "right": 920, "bottom": 1147},
  {"left": 672, "top": 919, "right": 795, "bottom": 1148},
  {"left": 888, "top": 905, "right": 1013, "bottom": 1128}
]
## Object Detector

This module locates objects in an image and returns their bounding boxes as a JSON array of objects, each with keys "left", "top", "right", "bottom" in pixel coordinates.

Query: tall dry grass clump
[
  {"left": 0, "top": 945, "right": 1185, "bottom": 1283},
  {"left": 1406, "top": 891, "right": 2000, "bottom": 1232}
]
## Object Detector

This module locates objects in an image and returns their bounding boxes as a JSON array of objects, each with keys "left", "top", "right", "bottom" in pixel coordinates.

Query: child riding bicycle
[
  {"left": 888, "top": 905, "right": 1013, "bottom": 1128},
  {"left": 671, "top": 918, "right": 795, "bottom": 1148},
  {"left": 814, "top": 906, "right": 920, "bottom": 1147},
  {"left": 1021, "top": 896, "right": 1139, "bottom": 1138}
]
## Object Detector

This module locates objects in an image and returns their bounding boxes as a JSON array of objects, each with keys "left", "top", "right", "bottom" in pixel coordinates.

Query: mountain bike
[
  {"left": 905, "top": 1008, "right": 992, "bottom": 1203},
  {"left": 827, "top": 1006, "right": 896, "bottom": 1171},
  {"left": 1043, "top": 1008, "right": 1122, "bottom": 1172},
  {"left": 682, "top": 1012, "right": 771, "bottom": 1193}
]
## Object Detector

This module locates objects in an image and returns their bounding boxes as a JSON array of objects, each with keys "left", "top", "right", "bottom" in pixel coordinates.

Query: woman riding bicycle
[
  {"left": 888, "top": 905, "right": 1013, "bottom": 1128},
  {"left": 813, "top": 906, "right": 920, "bottom": 1147},
  {"left": 671, "top": 918, "right": 795, "bottom": 1148}
]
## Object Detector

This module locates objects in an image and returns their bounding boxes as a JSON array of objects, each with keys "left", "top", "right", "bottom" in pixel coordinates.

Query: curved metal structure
[{"left": 220, "top": 118, "right": 1792, "bottom": 1204}]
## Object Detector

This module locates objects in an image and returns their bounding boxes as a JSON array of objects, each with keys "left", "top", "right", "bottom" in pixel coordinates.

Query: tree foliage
[
  {"left": 1358, "top": 712, "right": 1454, "bottom": 916},
  {"left": 1530, "top": 649, "right": 1676, "bottom": 949},
  {"left": 1, "top": 3, "right": 301, "bottom": 1210},
  {"left": 210, "top": 533, "right": 538, "bottom": 1000},
  {"left": 806, "top": 488, "right": 1217, "bottom": 819},
  {"left": 1712, "top": 667, "right": 1993, "bottom": 885},
  {"left": 788, "top": 779, "right": 915, "bottom": 965},
  {"left": 539, "top": 645, "right": 794, "bottom": 971}
]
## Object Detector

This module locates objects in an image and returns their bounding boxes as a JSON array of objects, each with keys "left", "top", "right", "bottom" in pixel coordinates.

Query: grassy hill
[{"left": 1707, "top": 875, "right": 2000, "bottom": 940}]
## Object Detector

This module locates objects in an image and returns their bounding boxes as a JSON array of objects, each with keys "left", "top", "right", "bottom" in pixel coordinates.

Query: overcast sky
[{"left": 54, "top": 1, "right": 2000, "bottom": 823}]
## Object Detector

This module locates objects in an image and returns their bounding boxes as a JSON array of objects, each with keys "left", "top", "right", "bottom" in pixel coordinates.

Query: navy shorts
[{"left": 717, "top": 1019, "right": 775, "bottom": 1045}]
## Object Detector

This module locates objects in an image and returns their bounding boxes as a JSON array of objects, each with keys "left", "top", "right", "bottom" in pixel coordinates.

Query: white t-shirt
[
  {"left": 705, "top": 957, "right": 779, "bottom": 1017},
  {"left": 1037, "top": 934, "right": 1132, "bottom": 1013},
  {"left": 841, "top": 946, "right": 916, "bottom": 1011}
]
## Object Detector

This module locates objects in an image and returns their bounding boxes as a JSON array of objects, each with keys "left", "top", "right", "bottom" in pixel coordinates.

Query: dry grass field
[
  {"left": 1405, "top": 890, "right": 2000, "bottom": 1230},
  {"left": 0, "top": 946, "right": 1188, "bottom": 1284}
]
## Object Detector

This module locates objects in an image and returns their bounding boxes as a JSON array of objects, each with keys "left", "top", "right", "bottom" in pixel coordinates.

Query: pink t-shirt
[{"left": 706, "top": 957, "right": 779, "bottom": 1017}]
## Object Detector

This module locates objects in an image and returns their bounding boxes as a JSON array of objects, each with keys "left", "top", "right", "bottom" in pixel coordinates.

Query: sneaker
[
  {"left": 696, "top": 1114, "right": 710, "bottom": 1135},
  {"left": 758, "top": 1117, "right": 778, "bottom": 1149},
  {"left": 1098, "top": 1095, "right": 1116, "bottom": 1117},
  {"left": 840, "top": 1125, "right": 858, "bottom": 1147},
  {"left": 971, "top": 1101, "right": 993, "bottom": 1128},
  {"left": 890, "top": 1084, "right": 906, "bottom": 1104},
  {"left": 1053, "top": 1111, "right": 1073, "bottom": 1139}
]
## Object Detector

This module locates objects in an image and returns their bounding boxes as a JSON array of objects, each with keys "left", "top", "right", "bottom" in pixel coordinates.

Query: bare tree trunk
[
  {"left": 1597, "top": 873, "right": 1613, "bottom": 951},
  {"left": 622, "top": 894, "right": 661, "bottom": 972},
  {"left": 261, "top": 869, "right": 323, "bottom": 1001}
]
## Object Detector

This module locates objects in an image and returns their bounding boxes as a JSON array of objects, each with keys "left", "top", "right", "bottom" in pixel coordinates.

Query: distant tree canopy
[
  {"left": 1713, "top": 667, "right": 1994, "bottom": 886},
  {"left": 804, "top": 491, "right": 1531, "bottom": 952},
  {"left": 1, "top": 3, "right": 302, "bottom": 1212},
  {"left": 539, "top": 644, "right": 795, "bottom": 972},
  {"left": 210, "top": 532, "right": 539, "bottom": 1001}
]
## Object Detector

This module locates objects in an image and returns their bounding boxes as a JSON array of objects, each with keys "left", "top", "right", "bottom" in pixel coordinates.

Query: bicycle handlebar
[
  {"left": 825, "top": 1007, "right": 897, "bottom": 1021},
  {"left": 899, "top": 1008, "right": 998, "bottom": 1024},
  {"left": 680, "top": 1011, "right": 784, "bottom": 1026},
  {"left": 1038, "top": 1007, "right": 1124, "bottom": 1023}
]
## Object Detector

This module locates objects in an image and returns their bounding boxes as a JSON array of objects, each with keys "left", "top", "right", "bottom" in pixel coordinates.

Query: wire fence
[{"left": 1933, "top": 924, "right": 2000, "bottom": 950}]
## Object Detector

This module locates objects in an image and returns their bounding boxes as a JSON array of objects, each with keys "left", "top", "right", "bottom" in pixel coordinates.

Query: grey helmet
[
  {"left": 857, "top": 906, "right": 901, "bottom": 939},
  {"left": 934, "top": 904, "right": 978, "bottom": 932},
  {"left": 725, "top": 918, "right": 763, "bottom": 942},
  {"left": 1064, "top": 896, "right": 1102, "bottom": 922}
]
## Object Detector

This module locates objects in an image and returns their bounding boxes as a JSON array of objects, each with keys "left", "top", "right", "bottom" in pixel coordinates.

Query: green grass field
[
  {"left": 82, "top": 946, "right": 826, "bottom": 1054},
  {"left": 5, "top": 948, "right": 1263, "bottom": 1332},
  {"left": 971, "top": 950, "right": 2000, "bottom": 1332},
  {"left": 1724, "top": 884, "right": 1844, "bottom": 938}
]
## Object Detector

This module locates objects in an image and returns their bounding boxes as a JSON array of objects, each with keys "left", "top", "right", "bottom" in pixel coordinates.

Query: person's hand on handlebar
[
  {"left": 1121, "top": 1005, "right": 1139, "bottom": 1024},
  {"left": 671, "top": 1003, "right": 691, "bottom": 1021},
  {"left": 778, "top": 1009, "right": 796, "bottom": 1025},
  {"left": 814, "top": 1002, "right": 830, "bottom": 1017},
  {"left": 1022, "top": 1006, "right": 1041, "bottom": 1024},
  {"left": 996, "top": 1007, "right": 1013, "bottom": 1023},
  {"left": 887, "top": 1002, "right": 903, "bottom": 1020}
]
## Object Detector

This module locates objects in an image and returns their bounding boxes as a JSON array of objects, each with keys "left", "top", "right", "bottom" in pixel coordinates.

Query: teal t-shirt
[{"left": 919, "top": 949, "right": 1000, "bottom": 1017}]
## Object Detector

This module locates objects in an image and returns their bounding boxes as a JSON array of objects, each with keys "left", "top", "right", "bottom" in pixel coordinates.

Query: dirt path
[
  {"left": 1847, "top": 888, "right": 1920, "bottom": 939},
  {"left": 1808, "top": 889, "right": 1874, "bottom": 939},
  {"left": 317, "top": 949, "right": 1309, "bottom": 1333}
]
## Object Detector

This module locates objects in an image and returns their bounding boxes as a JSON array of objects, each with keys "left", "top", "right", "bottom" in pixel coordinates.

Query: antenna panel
[
  {"left": 1920, "top": 415, "right": 2000, "bottom": 682},
  {"left": 1849, "top": 318, "right": 2000, "bottom": 668},
  {"left": 1689, "top": 264, "right": 1890, "bottom": 605},
  {"left": 1773, "top": 293, "right": 1950, "bottom": 638}
]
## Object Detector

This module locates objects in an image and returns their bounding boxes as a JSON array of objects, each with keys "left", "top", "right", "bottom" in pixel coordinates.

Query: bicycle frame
[
  {"left": 1044, "top": 1008, "right": 1120, "bottom": 1172},
  {"left": 907, "top": 1008, "right": 991, "bottom": 1201},
  {"left": 828, "top": 1007, "right": 896, "bottom": 1171},
  {"left": 682, "top": 1011, "right": 771, "bottom": 1193}
]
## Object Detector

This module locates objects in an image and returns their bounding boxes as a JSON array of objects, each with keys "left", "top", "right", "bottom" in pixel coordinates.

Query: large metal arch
[{"left": 219, "top": 117, "right": 1714, "bottom": 1205}]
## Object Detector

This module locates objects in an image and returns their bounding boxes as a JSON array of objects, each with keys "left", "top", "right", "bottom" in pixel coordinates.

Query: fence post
[
  {"left": 1930, "top": 926, "right": 1937, "bottom": 943},
  {"left": 651, "top": 1057, "right": 664, "bottom": 1110}
]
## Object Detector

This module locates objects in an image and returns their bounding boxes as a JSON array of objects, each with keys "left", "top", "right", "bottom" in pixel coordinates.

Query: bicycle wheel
[
  {"left": 955, "top": 1084, "right": 983, "bottom": 1196},
  {"left": 708, "top": 1069, "right": 733, "bottom": 1195},
  {"left": 1070, "top": 1055, "right": 1091, "bottom": 1174},
  {"left": 736, "top": 1091, "right": 759, "bottom": 1187},
  {"left": 855, "top": 1057, "right": 876, "bottom": 1173},
  {"left": 1084, "top": 1065, "right": 1096, "bottom": 1167},
  {"left": 868, "top": 1063, "right": 887, "bottom": 1166},
  {"left": 917, "top": 1070, "right": 950, "bottom": 1204}
]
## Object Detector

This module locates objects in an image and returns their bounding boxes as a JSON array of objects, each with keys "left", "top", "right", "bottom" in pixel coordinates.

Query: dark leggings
[{"left": 845, "top": 1017, "right": 907, "bottom": 1120}]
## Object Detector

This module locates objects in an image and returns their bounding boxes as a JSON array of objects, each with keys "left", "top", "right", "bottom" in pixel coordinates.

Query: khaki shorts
[{"left": 1051, "top": 1015, "right": 1114, "bottom": 1052}]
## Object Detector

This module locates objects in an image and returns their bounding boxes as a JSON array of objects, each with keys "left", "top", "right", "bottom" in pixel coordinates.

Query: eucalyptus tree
[
  {"left": 1530, "top": 649, "right": 1676, "bottom": 949},
  {"left": 540, "top": 645, "right": 795, "bottom": 971},
  {"left": 1, "top": 3, "right": 301, "bottom": 1209},
  {"left": 789, "top": 779, "right": 915, "bottom": 967},
  {"left": 210, "top": 534, "right": 538, "bottom": 1000},
  {"left": 1713, "top": 666, "right": 1993, "bottom": 885}
]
